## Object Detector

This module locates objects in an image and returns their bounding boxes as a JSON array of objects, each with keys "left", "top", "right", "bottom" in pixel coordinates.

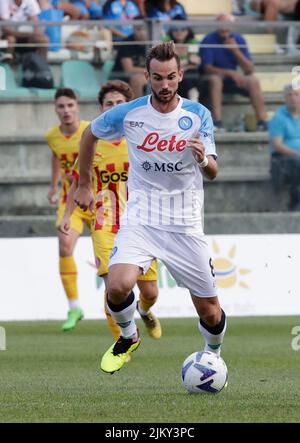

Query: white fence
[{"left": 0, "top": 234, "right": 299, "bottom": 320}]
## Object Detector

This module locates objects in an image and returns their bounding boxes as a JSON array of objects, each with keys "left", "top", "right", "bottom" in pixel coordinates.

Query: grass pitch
[{"left": 0, "top": 317, "right": 300, "bottom": 423}]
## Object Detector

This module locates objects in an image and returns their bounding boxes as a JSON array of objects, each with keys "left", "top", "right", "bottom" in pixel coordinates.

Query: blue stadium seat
[
  {"left": 61, "top": 60, "right": 101, "bottom": 98},
  {"left": 0, "top": 63, "right": 32, "bottom": 98}
]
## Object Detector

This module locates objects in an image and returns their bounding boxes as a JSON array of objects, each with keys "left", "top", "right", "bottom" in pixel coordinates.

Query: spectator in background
[
  {"left": 248, "top": 0, "right": 298, "bottom": 20},
  {"left": 38, "top": 1, "right": 81, "bottom": 19},
  {"left": 200, "top": 13, "right": 267, "bottom": 131},
  {"left": 164, "top": 20, "right": 202, "bottom": 101},
  {"left": 0, "top": 0, "right": 49, "bottom": 61},
  {"left": 102, "top": 0, "right": 141, "bottom": 41},
  {"left": 146, "top": 0, "right": 187, "bottom": 20},
  {"left": 244, "top": 0, "right": 300, "bottom": 53},
  {"left": 110, "top": 18, "right": 147, "bottom": 97},
  {"left": 135, "top": 0, "right": 146, "bottom": 16},
  {"left": 269, "top": 84, "right": 300, "bottom": 211},
  {"left": 69, "top": 0, "right": 103, "bottom": 19}
]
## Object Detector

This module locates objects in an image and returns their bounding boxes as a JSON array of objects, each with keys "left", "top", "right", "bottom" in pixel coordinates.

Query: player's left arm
[
  {"left": 75, "top": 103, "right": 126, "bottom": 210},
  {"left": 74, "top": 125, "right": 97, "bottom": 212},
  {"left": 187, "top": 137, "right": 218, "bottom": 180}
]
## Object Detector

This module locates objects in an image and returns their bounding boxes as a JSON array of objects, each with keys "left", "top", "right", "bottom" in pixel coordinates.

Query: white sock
[
  {"left": 69, "top": 300, "right": 80, "bottom": 310},
  {"left": 107, "top": 291, "right": 137, "bottom": 339},
  {"left": 198, "top": 310, "right": 227, "bottom": 356}
]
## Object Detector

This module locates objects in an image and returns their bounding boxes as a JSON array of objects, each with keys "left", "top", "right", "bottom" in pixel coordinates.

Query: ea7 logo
[
  {"left": 291, "top": 326, "right": 300, "bottom": 351},
  {"left": 130, "top": 121, "right": 144, "bottom": 128}
]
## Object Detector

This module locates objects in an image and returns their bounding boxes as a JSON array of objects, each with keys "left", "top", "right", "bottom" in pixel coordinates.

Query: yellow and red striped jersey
[
  {"left": 72, "top": 138, "right": 129, "bottom": 233},
  {"left": 45, "top": 120, "right": 90, "bottom": 204}
]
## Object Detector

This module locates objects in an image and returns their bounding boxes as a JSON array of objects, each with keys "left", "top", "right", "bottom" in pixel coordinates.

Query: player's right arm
[
  {"left": 47, "top": 153, "right": 61, "bottom": 205},
  {"left": 58, "top": 180, "right": 78, "bottom": 235}
]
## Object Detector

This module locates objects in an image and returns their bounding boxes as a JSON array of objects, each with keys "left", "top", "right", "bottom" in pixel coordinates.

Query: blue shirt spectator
[
  {"left": 200, "top": 31, "right": 252, "bottom": 72},
  {"left": 268, "top": 85, "right": 300, "bottom": 210},
  {"left": 200, "top": 14, "right": 267, "bottom": 132},
  {"left": 103, "top": 0, "right": 141, "bottom": 40},
  {"left": 146, "top": 0, "right": 187, "bottom": 20},
  {"left": 269, "top": 105, "right": 300, "bottom": 155},
  {"left": 70, "top": 1, "right": 103, "bottom": 19}
]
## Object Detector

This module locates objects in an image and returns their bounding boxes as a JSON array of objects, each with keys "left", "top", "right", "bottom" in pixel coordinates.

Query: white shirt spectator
[{"left": 0, "top": 0, "right": 41, "bottom": 22}]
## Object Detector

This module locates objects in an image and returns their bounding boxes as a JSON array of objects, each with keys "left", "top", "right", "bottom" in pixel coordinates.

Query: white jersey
[{"left": 91, "top": 95, "right": 216, "bottom": 234}]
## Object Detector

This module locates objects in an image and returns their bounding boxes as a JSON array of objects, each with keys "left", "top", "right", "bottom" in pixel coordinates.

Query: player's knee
[
  {"left": 59, "top": 240, "right": 73, "bottom": 257},
  {"left": 107, "top": 281, "right": 133, "bottom": 303}
]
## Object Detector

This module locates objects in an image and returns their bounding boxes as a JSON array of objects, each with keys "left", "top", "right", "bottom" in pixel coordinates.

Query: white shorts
[{"left": 109, "top": 225, "right": 217, "bottom": 298}]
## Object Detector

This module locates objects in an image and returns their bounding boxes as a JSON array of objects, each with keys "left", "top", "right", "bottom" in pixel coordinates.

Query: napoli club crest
[{"left": 178, "top": 116, "right": 193, "bottom": 130}]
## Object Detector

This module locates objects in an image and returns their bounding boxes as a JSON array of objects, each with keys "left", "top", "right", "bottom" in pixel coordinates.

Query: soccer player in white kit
[{"left": 74, "top": 42, "right": 227, "bottom": 374}]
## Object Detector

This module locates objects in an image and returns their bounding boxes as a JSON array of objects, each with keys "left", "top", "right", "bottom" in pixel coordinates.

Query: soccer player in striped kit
[{"left": 59, "top": 80, "right": 161, "bottom": 342}]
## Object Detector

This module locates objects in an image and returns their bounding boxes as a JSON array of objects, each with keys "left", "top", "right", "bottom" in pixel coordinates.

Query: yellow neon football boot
[{"left": 100, "top": 330, "right": 141, "bottom": 374}]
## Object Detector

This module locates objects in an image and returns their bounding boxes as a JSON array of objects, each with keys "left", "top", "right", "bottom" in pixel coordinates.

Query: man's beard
[{"left": 152, "top": 88, "right": 178, "bottom": 103}]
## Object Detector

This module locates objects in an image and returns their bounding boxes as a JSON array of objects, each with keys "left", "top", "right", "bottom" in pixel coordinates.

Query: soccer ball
[{"left": 181, "top": 351, "right": 228, "bottom": 394}]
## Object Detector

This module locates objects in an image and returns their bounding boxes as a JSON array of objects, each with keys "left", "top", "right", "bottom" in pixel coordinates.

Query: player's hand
[
  {"left": 74, "top": 185, "right": 95, "bottom": 213},
  {"left": 187, "top": 137, "right": 206, "bottom": 163},
  {"left": 47, "top": 187, "right": 58, "bottom": 206},
  {"left": 58, "top": 217, "right": 71, "bottom": 235}
]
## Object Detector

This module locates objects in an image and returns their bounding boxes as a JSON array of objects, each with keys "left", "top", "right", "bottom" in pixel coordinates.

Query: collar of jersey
[{"left": 147, "top": 94, "right": 183, "bottom": 117}]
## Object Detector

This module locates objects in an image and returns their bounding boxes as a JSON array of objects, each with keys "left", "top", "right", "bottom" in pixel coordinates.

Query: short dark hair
[
  {"left": 98, "top": 80, "right": 134, "bottom": 105},
  {"left": 55, "top": 88, "right": 78, "bottom": 101},
  {"left": 146, "top": 41, "right": 180, "bottom": 72}
]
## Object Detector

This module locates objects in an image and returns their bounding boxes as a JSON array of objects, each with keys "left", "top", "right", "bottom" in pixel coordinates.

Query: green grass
[{"left": 0, "top": 317, "right": 300, "bottom": 423}]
